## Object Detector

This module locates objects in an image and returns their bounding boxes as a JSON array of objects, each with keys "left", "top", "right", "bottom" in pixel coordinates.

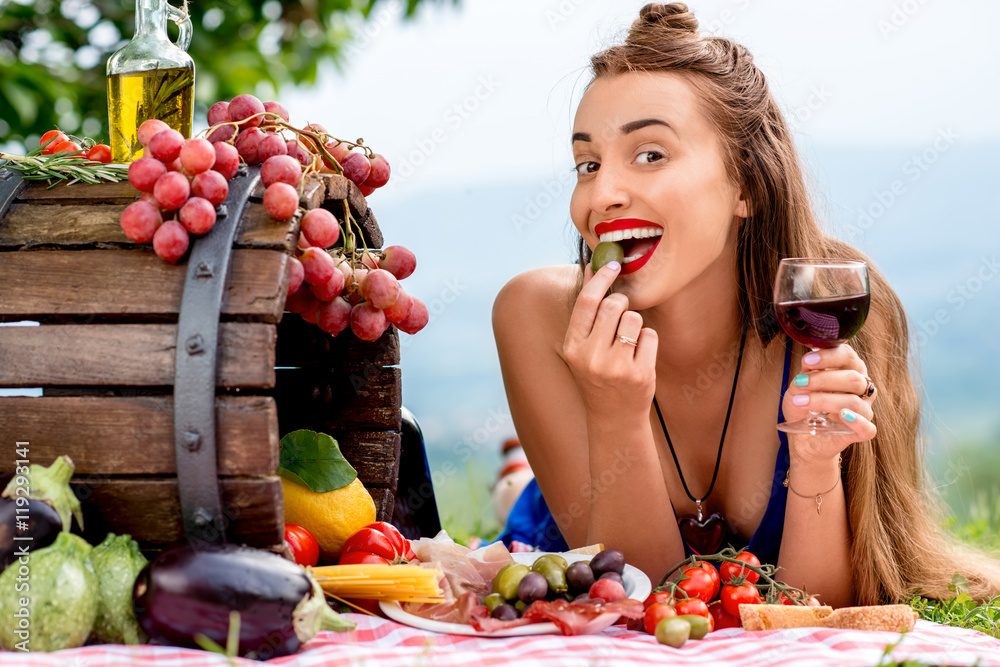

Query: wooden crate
[{"left": 0, "top": 169, "right": 401, "bottom": 552}]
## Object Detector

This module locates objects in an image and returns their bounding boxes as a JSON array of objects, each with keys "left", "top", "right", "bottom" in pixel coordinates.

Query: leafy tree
[{"left": 0, "top": 0, "right": 450, "bottom": 147}]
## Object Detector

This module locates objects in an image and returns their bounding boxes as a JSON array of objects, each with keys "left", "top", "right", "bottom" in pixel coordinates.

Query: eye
[
  {"left": 574, "top": 161, "right": 599, "bottom": 175},
  {"left": 636, "top": 150, "right": 665, "bottom": 164}
]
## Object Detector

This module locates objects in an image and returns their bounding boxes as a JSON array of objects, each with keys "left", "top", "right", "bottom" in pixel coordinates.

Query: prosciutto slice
[
  {"left": 523, "top": 598, "right": 645, "bottom": 635},
  {"left": 403, "top": 532, "right": 515, "bottom": 624}
]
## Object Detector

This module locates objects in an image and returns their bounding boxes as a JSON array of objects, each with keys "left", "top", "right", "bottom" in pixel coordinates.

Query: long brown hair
[{"left": 578, "top": 2, "right": 1000, "bottom": 603}]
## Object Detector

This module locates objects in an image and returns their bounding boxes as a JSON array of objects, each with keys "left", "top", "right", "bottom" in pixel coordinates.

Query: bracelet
[{"left": 783, "top": 454, "right": 842, "bottom": 515}]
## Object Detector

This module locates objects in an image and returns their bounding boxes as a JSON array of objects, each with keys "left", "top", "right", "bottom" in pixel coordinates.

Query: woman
[{"left": 492, "top": 2, "right": 1000, "bottom": 606}]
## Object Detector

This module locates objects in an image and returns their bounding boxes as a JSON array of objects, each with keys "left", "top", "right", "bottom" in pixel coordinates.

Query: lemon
[{"left": 281, "top": 476, "right": 376, "bottom": 559}]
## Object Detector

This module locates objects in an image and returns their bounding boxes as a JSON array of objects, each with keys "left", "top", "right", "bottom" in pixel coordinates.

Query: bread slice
[
  {"left": 820, "top": 605, "right": 917, "bottom": 632},
  {"left": 739, "top": 603, "right": 833, "bottom": 630},
  {"left": 739, "top": 603, "right": 917, "bottom": 632},
  {"left": 567, "top": 543, "right": 605, "bottom": 555}
]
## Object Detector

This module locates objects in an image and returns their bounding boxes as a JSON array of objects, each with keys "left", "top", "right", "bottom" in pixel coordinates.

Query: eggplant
[
  {"left": 133, "top": 542, "right": 353, "bottom": 659},
  {"left": 0, "top": 457, "right": 83, "bottom": 572}
]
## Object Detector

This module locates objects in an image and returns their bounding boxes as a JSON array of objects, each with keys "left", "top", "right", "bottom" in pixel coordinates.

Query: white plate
[{"left": 379, "top": 551, "right": 651, "bottom": 637}]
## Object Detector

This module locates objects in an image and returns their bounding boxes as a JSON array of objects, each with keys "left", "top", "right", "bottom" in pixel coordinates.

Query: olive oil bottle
[{"left": 107, "top": 0, "right": 194, "bottom": 163}]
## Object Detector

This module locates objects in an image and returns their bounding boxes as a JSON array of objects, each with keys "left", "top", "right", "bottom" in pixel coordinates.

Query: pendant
[{"left": 677, "top": 502, "right": 727, "bottom": 555}]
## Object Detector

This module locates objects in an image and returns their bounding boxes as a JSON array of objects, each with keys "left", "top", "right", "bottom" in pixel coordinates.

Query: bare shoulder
[{"left": 492, "top": 265, "right": 580, "bottom": 338}]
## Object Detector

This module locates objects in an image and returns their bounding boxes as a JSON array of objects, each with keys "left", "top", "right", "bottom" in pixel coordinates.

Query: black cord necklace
[{"left": 652, "top": 324, "right": 747, "bottom": 554}]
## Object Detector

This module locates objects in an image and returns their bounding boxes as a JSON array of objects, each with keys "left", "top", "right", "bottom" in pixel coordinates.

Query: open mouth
[{"left": 594, "top": 219, "right": 663, "bottom": 274}]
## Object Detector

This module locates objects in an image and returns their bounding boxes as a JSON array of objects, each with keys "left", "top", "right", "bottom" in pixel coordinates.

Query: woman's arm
[
  {"left": 776, "top": 343, "right": 877, "bottom": 608},
  {"left": 493, "top": 264, "right": 685, "bottom": 580}
]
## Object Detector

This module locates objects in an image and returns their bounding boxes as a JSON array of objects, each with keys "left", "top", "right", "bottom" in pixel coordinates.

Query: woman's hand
[
  {"left": 781, "top": 343, "right": 877, "bottom": 465},
  {"left": 561, "top": 261, "right": 658, "bottom": 418}
]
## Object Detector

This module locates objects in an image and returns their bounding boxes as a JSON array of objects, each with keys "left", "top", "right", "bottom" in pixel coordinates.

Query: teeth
[{"left": 598, "top": 226, "right": 663, "bottom": 243}]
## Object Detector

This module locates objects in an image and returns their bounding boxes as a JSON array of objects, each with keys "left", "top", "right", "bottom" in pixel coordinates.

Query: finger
[
  {"left": 836, "top": 407, "right": 877, "bottom": 442},
  {"left": 567, "top": 261, "right": 621, "bottom": 340},
  {"left": 612, "top": 310, "right": 643, "bottom": 353},
  {"left": 634, "top": 327, "right": 659, "bottom": 368},
  {"left": 592, "top": 293, "right": 630, "bottom": 343},
  {"left": 786, "top": 390, "right": 874, "bottom": 423},
  {"left": 800, "top": 344, "right": 868, "bottom": 374},
  {"left": 789, "top": 370, "right": 871, "bottom": 400}
]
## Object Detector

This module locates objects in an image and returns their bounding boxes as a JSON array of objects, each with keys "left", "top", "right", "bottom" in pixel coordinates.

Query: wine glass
[{"left": 773, "top": 258, "right": 870, "bottom": 435}]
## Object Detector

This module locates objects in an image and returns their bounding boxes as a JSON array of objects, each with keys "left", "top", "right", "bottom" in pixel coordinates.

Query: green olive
[
  {"left": 492, "top": 562, "right": 518, "bottom": 595},
  {"left": 675, "top": 615, "right": 711, "bottom": 640},
  {"left": 514, "top": 599, "right": 528, "bottom": 613},
  {"left": 591, "top": 241, "right": 625, "bottom": 273},
  {"left": 655, "top": 617, "right": 691, "bottom": 648},
  {"left": 531, "top": 559, "right": 568, "bottom": 593},
  {"left": 482, "top": 593, "right": 506, "bottom": 613},
  {"left": 495, "top": 563, "right": 530, "bottom": 601},
  {"left": 532, "top": 554, "right": 568, "bottom": 571}
]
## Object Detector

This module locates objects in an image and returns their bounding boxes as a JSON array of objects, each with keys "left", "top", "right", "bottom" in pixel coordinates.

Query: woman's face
[{"left": 570, "top": 71, "right": 747, "bottom": 311}]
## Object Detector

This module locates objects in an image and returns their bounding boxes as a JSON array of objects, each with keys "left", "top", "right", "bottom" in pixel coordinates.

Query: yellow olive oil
[{"left": 108, "top": 65, "right": 194, "bottom": 163}]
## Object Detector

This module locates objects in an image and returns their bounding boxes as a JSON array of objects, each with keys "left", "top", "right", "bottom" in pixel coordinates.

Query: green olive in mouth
[{"left": 591, "top": 241, "right": 625, "bottom": 273}]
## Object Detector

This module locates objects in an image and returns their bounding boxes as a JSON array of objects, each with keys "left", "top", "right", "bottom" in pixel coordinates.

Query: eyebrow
[{"left": 572, "top": 118, "right": 672, "bottom": 143}]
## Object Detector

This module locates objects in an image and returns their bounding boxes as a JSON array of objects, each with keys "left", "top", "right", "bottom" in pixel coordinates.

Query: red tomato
[
  {"left": 676, "top": 564, "right": 719, "bottom": 604},
  {"left": 720, "top": 551, "right": 761, "bottom": 584},
  {"left": 695, "top": 559, "right": 721, "bottom": 598},
  {"left": 780, "top": 593, "right": 821, "bottom": 606},
  {"left": 86, "top": 144, "right": 112, "bottom": 163},
  {"left": 720, "top": 583, "right": 761, "bottom": 617},
  {"left": 643, "top": 591, "right": 676, "bottom": 610},
  {"left": 40, "top": 130, "right": 68, "bottom": 154},
  {"left": 674, "top": 597, "right": 710, "bottom": 619},
  {"left": 338, "top": 551, "right": 390, "bottom": 565},
  {"left": 341, "top": 521, "right": 410, "bottom": 563},
  {"left": 643, "top": 602, "right": 677, "bottom": 635},
  {"left": 51, "top": 140, "right": 84, "bottom": 156},
  {"left": 284, "top": 523, "right": 319, "bottom": 567},
  {"left": 709, "top": 600, "right": 742, "bottom": 629}
]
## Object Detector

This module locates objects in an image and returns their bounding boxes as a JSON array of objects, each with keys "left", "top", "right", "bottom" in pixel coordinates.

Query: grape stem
[
  {"left": 656, "top": 547, "right": 816, "bottom": 606},
  {"left": 200, "top": 112, "right": 374, "bottom": 177}
]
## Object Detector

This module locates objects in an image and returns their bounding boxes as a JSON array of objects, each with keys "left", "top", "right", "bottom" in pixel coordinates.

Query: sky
[{"left": 284, "top": 0, "right": 1000, "bottom": 196}]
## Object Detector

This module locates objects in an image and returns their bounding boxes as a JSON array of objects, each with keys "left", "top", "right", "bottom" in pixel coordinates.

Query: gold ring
[
  {"left": 861, "top": 376, "right": 876, "bottom": 399},
  {"left": 617, "top": 334, "right": 638, "bottom": 347}
]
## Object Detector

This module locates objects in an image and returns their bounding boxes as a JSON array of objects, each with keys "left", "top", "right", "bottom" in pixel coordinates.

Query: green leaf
[
  {"left": 949, "top": 572, "right": 970, "bottom": 596},
  {"left": 278, "top": 429, "right": 356, "bottom": 493}
]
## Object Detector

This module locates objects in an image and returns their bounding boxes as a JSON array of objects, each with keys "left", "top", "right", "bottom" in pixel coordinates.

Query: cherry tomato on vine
[
  {"left": 284, "top": 523, "right": 319, "bottom": 567},
  {"left": 643, "top": 591, "right": 676, "bottom": 610},
  {"left": 674, "top": 597, "right": 710, "bottom": 619},
  {"left": 643, "top": 602, "right": 677, "bottom": 635},
  {"left": 720, "top": 551, "right": 761, "bottom": 584},
  {"left": 86, "top": 144, "right": 112, "bottom": 163},
  {"left": 720, "top": 583, "right": 761, "bottom": 617},
  {"left": 40, "top": 130, "right": 68, "bottom": 154},
  {"left": 338, "top": 551, "right": 390, "bottom": 565},
  {"left": 340, "top": 521, "right": 412, "bottom": 563},
  {"left": 695, "top": 559, "right": 721, "bottom": 596},
  {"left": 676, "top": 564, "right": 719, "bottom": 604},
  {"left": 709, "top": 600, "right": 742, "bottom": 630},
  {"left": 780, "top": 593, "right": 821, "bottom": 606},
  {"left": 51, "top": 140, "right": 84, "bottom": 156}
]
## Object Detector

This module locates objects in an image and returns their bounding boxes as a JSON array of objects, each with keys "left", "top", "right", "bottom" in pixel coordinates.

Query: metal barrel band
[{"left": 173, "top": 164, "right": 260, "bottom": 544}]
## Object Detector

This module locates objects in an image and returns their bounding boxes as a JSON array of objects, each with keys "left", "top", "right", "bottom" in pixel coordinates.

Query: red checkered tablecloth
[{"left": 1, "top": 615, "right": 998, "bottom": 666}]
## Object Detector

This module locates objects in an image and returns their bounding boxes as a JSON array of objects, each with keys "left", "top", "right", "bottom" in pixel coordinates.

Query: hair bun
[{"left": 636, "top": 2, "right": 699, "bottom": 35}]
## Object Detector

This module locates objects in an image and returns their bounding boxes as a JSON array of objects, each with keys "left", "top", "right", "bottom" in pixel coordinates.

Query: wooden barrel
[{"left": 0, "top": 169, "right": 401, "bottom": 553}]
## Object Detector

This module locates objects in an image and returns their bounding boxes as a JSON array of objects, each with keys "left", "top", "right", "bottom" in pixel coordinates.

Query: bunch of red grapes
[
  {"left": 118, "top": 93, "right": 426, "bottom": 341},
  {"left": 286, "top": 241, "right": 428, "bottom": 341},
  {"left": 120, "top": 118, "right": 233, "bottom": 262}
]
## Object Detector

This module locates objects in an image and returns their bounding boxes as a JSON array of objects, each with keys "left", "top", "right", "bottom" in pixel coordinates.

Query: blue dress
[{"left": 496, "top": 336, "right": 794, "bottom": 567}]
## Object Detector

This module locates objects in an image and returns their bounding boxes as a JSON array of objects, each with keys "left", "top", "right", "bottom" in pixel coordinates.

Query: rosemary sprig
[{"left": 0, "top": 150, "right": 129, "bottom": 188}]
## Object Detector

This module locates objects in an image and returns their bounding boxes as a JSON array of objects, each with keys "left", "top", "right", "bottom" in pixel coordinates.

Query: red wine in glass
[
  {"left": 774, "top": 294, "right": 870, "bottom": 349},
  {"left": 773, "top": 258, "right": 870, "bottom": 435}
]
